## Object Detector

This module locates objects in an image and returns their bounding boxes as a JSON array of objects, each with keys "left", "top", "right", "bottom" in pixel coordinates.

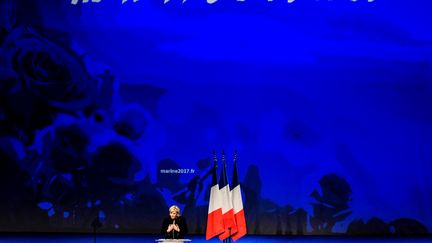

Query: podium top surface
[{"left": 155, "top": 239, "right": 192, "bottom": 242}]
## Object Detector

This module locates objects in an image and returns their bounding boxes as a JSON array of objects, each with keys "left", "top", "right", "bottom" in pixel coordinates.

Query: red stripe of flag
[{"left": 231, "top": 153, "right": 247, "bottom": 241}]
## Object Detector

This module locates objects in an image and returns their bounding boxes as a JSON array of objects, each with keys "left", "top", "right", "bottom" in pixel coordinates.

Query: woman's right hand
[{"left": 167, "top": 224, "right": 174, "bottom": 232}]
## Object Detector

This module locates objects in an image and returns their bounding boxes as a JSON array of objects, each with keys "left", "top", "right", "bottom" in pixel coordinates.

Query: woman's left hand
[{"left": 173, "top": 224, "right": 180, "bottom": 232}]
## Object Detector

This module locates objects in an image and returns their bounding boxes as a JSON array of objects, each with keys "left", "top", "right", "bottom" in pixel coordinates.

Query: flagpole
[
  {"left": 223, "top": 151, "right": 233, "bottom": 243},
  {"left": 223, "top": 150, "right": 226, "bottom": 243},
  {"left": 224, "top": 150, "right": 231, "bottom": 243}
]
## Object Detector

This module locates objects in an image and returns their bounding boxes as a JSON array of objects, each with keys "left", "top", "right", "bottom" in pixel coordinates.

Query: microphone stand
[
  {"left": 223, "top": 227, "right": 232, "bottom": 243},
  {"left": 172, "top": 220, "right": 175, "bottom": 239},
  {"left": 91, "top": 217, "right": 102, "bottom": 243}
]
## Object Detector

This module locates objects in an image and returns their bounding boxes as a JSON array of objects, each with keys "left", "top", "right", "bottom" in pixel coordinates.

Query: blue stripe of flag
[
  {"left": 219, "top": 160, "right": 229, "bottom": 189},
  {"left": 231, "top": 159, "right": 239, "bottom": 189},
  {"left": 211, "top": 160, "right": 218, "bottom": 187}
]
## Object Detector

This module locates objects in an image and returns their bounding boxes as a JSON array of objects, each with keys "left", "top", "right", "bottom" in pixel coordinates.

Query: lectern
[{"left": 155, "top": 239, "right": 191, "bottom": 243}]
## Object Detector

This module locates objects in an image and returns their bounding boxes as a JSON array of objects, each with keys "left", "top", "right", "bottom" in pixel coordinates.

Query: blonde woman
[{"left": 161, "top": 205, "right": 188, "bottom": 239}]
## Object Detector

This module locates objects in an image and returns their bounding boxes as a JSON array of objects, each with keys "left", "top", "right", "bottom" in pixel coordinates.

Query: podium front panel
[{"left": 155, "top": 239, "right": 192, "bottom": 243}]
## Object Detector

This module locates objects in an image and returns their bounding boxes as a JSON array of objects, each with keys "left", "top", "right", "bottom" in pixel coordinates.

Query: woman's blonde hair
[{"left": 169, "top": 205, "right": 181, "bottom": 216}]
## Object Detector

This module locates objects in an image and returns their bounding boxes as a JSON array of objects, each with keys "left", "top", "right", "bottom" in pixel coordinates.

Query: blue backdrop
[{"left": 0, "top": 0, "right": 431, "bottom": 235}]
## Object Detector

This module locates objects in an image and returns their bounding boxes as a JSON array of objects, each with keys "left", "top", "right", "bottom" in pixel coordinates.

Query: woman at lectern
[{"left": 161, "top": 205, "right": 188, "bottom": 239}]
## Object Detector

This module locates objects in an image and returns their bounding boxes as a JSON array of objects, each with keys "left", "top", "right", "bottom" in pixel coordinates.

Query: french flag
[
  {"left": 231, "top": 154, "right": 247, "bottom": 241},
  {"left": 205, "top": 158, "right": 224, "bottom": 240},
  {"left": 218, "top": 155, "right": 238, "bottom": 240}
]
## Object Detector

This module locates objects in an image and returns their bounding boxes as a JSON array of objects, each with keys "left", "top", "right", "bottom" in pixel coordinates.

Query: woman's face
[{"left": 169, "top": 210, "right": 178, "bottom": 220}]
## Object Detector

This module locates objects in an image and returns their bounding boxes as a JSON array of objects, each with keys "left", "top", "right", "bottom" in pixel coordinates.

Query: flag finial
[{"left": 213, "top": 150, "right": 217, "bottom": 163}]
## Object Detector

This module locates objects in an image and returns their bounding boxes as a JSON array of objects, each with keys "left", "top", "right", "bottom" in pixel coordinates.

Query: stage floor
[{"left": 1, "top": 234, "right": 432, "bottom": 243}]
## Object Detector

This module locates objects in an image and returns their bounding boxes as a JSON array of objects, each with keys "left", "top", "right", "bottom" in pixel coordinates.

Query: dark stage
[{"left": 1, "top": 234, "right": 432, "bottom": 243}]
